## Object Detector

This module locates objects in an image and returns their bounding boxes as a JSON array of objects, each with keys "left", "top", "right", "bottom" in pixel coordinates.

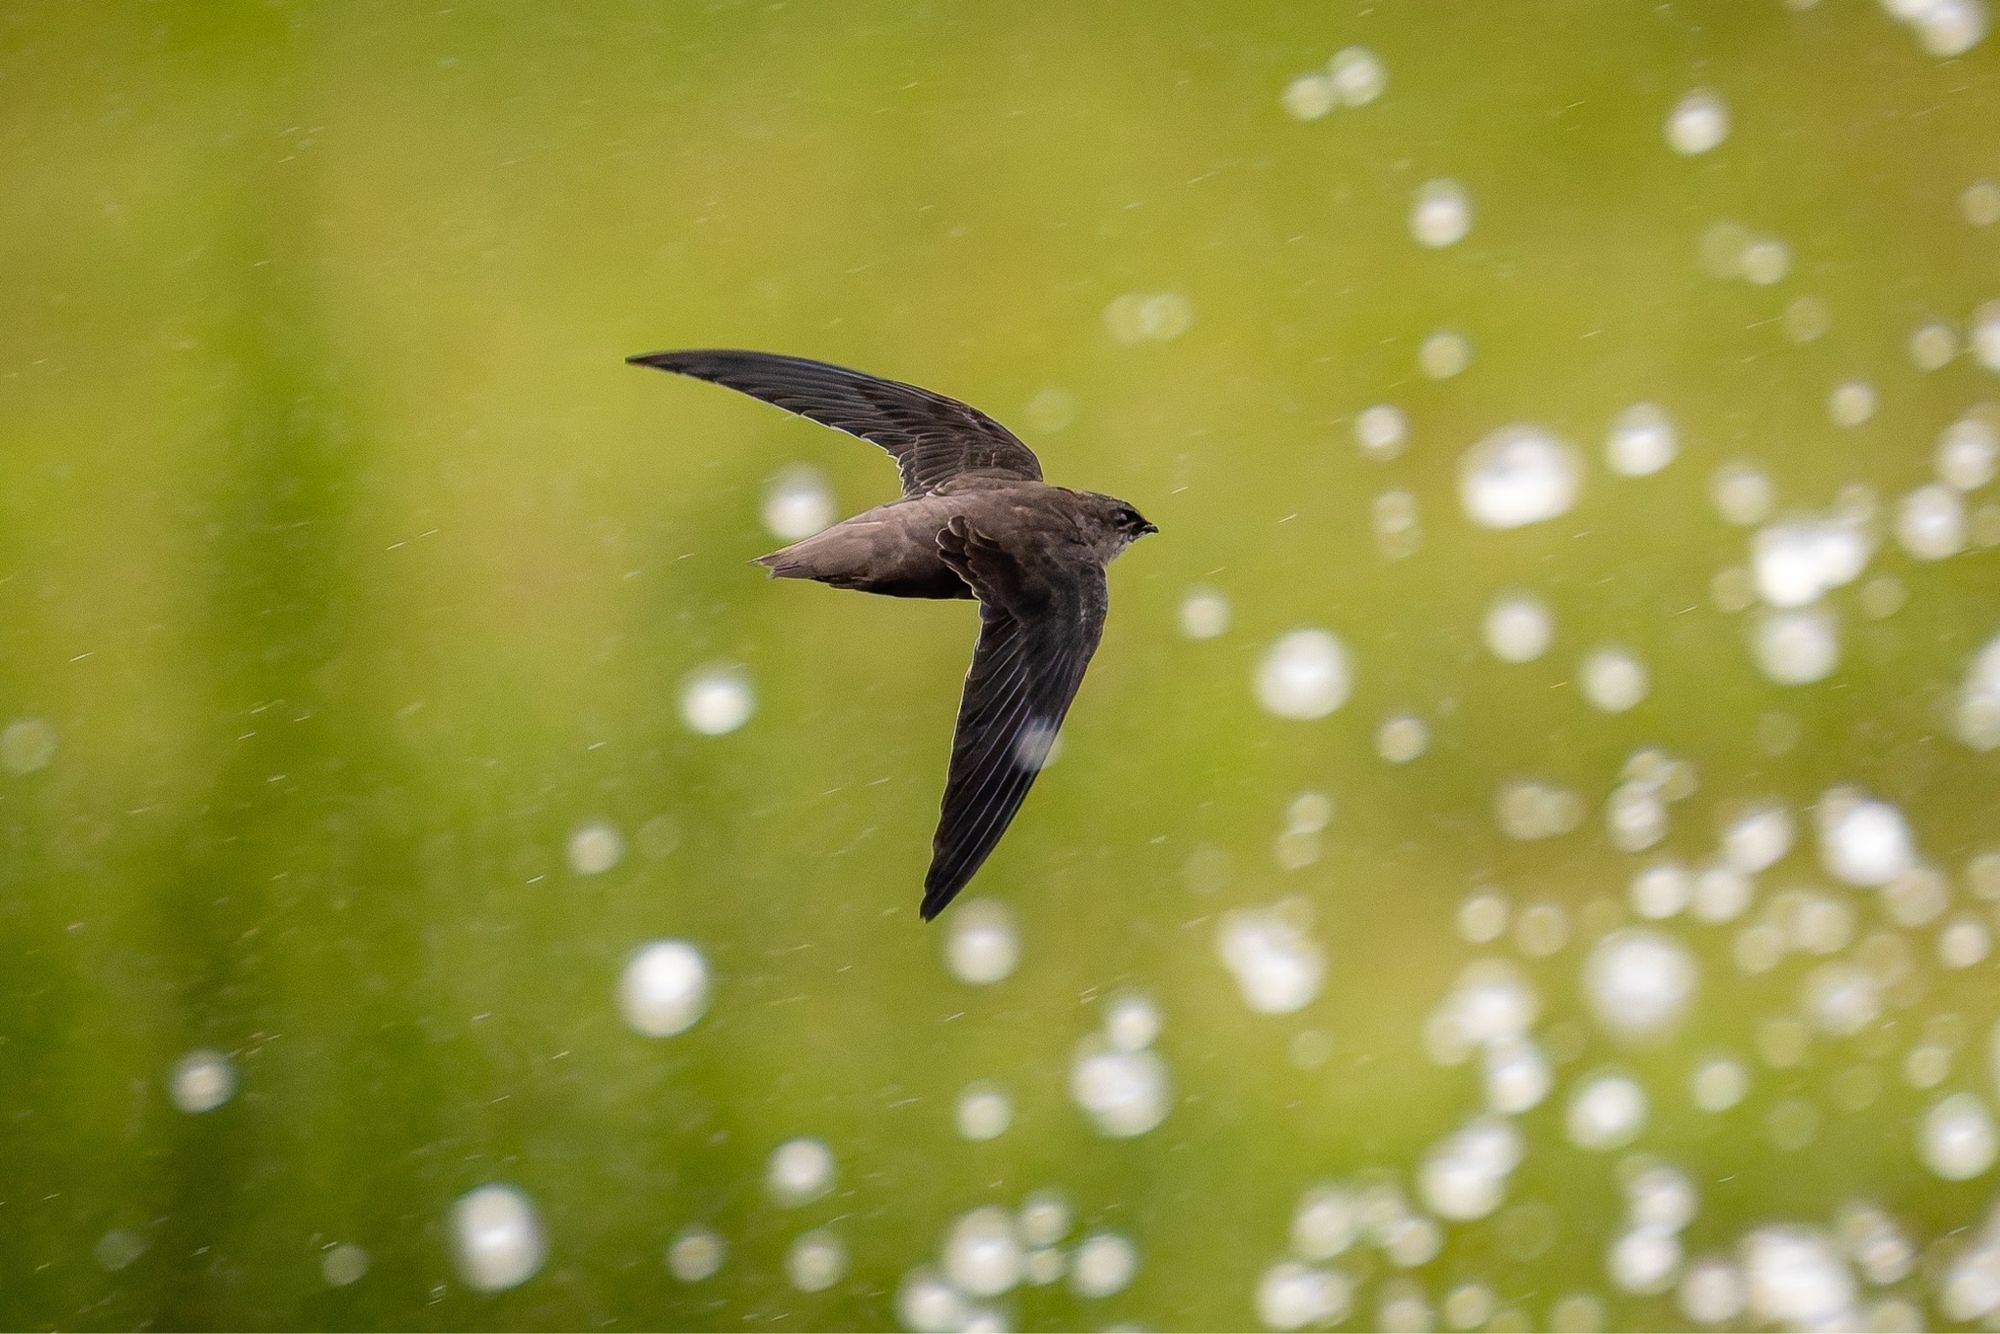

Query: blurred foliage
[{"left": 2, "top": 0, "right": 1998, "bottom": 1329}]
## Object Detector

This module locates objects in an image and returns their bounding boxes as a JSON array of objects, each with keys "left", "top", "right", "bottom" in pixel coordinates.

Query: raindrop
[
  {"left": 1965, "top": 179, "right": 2000, "bottom": 227},
  {"left": 955, "top": 1081, "right": 1012, "bottom": 1142},
  {"left": 897, "top": 1269, "right": 966, "bottom": 1333},
  {"left": 637, "top": 814, "right": 680, "bottom": 859},
  {"left": 943, "top": 1207, "right": 1021, "bottom": 1298},
  {"left": 1280, "top": 72, "right": 1337, "bottom": 121},
  {"left": 1580, "top": 646, "right": 1649, "bottom": 713},
  {"left": 1937, "top": 416, "right": 1998, "bottom": 491},
  {"left": 1741, "top": 1227, "right": 1855, "bottom": 1329},
  {"left": 1665, "top": 89, "right": 1730, "bottom": 155},
  {"left": 1068, "top": 1037, "right": 1170, "bottom": 1138},
  {"left": 1379, "top": 1281, "right": 1435, "bottom": 1331},
  {"left": 1629, "top": 862, "right": 1692, "bottom": 919},
  {"left": 1258, "top": 1261, "right": 1352, "bottom": 1329},
  {"left": 1218, "top": 906, "right": 1325, "bottom": 1013},
  {"left": 168, "top": 1049, "right": 236, "bottom": 1114},
  {"left": 1103, "top": 988, "right": 1162, "bottom": 1052},
  {"left": 1019, "top": 1191, "right": 1071, "bottom": 1247},
  {"left": 1691, "top": 864, "right": 1751, "bottom": 924},
  {"left": 94, "top": 1229, "right": 145, "bottom": 1272},
  {"left": 1458, "top": 891, "right": 1509, "bottom": 944},
  {"left": 1894, "top": 0, "right": 1990, "bottom": 56},
  {"left": 1910, "top": 320, "right": 1960, "bottom": 371},
  {"left": 1443, "top": 960, "right": 1541, "bottom": 1046},
  {"left": 617, "top": 940, "right": 710, "bottom": 1038},
  {"left": 1955, "top": 631, "right": 2000, "bottom": 751},
  {"left": 1815, "top": 790, "right": 1914, "bottom": 887},
  {"left": 786, "top": 1229, "right": 846, "bottom": 1293},
  {"left": 1372, "top": 488, "right": 1421, "bottom": 559},
  {"left": 1941, "top": 914, "right": 1993, "bottom": 968},
  {"left": 1701, "top": 221, "right": 1750, "bottom": 277},
  {"left": 1516, "top": 900, "right": 1573, "bottom": 954},
  {"left": 1885, "top": 865, "right": 1950, "bottom": 927},
  {"left": 1584, "top": 929, "right": 1697, "bottom": 1037},
  {"left": 1484, "top": 1038, "right": 1552, "bottom": 1114},
  {"left": 1711, "top": 463, "right": 1773, "bottom": 526},
  {"left": 1355, "top": 404, "right": 1408, "bottom": 460},
  {"left": 1411, "top": 178, "right": 1472, "bottom": 248},
  {"left": 1691, "top": 1055, "right": 1749, "bottom": 1112},
  {"left": 1841, "top": 1204, "right": 1914, "bottom": 1285},
  {"left": 944, "top": 898, "right": 1019, "bottom": 985},
  {"left": 1923, "top": 1092, "right": 1998, "bottom": 1180},
  {"left": 1442, "top": 1283, "right": 1494, "bottom": 1331},
  {"left": 1498, "top": 783, "right": 1585, "bottom": 842},
  {"left": 0, "top": 717, "right": 56, "bottom": 775},
  {"left": 1750, "top": 607, "right": 1839, "bottom": 685},
  {"left": 1784, "top": 295, "right": 1830, "bottom": 342},
  {"left": 1976, "top": 301, "right": 2000, "bottom": 371},
  {"left": 1419, "top": 330, "right": 1473, "bottom": 379},
  {"left": 1376, "top": 713, "right": 1428, "bottom": 764},
  {"left": 321, "top": 1243, "right": 369, "bottom": 1287},
  {"left": 1721, "top": 800, "right": 1792, "bottom": 873},
  {"left": 1679, "top": 1256, "right": 1747, "bottom": 1325},
  {"left": 1859, "top": 575, "right": 1906, "bottom": 619},
  {"left": 1024, "top": 386, "right": 1076, "bottom": 433},
  {"left": 1021, "top": 1247, "right": 1064, "bottom": 1287},
  {"left": 679, "top": 665, "right": 753, "bottom": 735},
  {"left": 1255, "top": 629, "right": 1352, "bottom": 719},
  {"left": 1626, "top": 1163, "right": 1697, "bottom": 1231},
  {"left": 1829, "top": 381, "right": 1877, "bottom": 428},
  {"left": 1803, "top": 962, "right": 1880, "bottom": 1036},
  {"left": 566, "top": 819, "right": 624, "bottom": 876},
  {"left": 1070, "top": 1232, "right": 1138, "bottom": 1298},
  {"left": 450, "top": 1184, "right": 545, "bottom": 1293},
  {"left": 1419, "top": 1117, "right": 1522, "bottom": 1220},
  {"left": 1484, "top": 591, "right": 1554, "bottom": 663},
  {"left": 1605, "top": 403, "right": 1677, "bottom": 477},
  {"left": 1896, "top": 483, "right": 1966, "bottom": 559},
  {"left": 1292, "top": 1184, "right": 1358, "bottom": 1260},
  {"left": 1103, "top": 292, "right": 1193, "bottom": 343},
  {"left": 1568, "top": 1072, "right": 1648, "bottom": 1150},
  {"left": 761, "top": 464, "right": 835, "bottom": 541},
  {"left": 667, "top": 1227, "right": 726, "bottom": 1282},
  {"left": 765, "top": 1138, "right": 836, "bottom": 1207},
  {"left": 1327, "top": 47, "right": 1387, "bottom": 105},
  {"left": 1178, "top": 586, "right": 1231, "bottom": 639},
  {"left": 1460, "top": 426, "right": 1581, "bottom": 529},
  {"left": 1610, "top": 1224, "right": 1682, "bottom": 1294},
  {"left": 1741, "top": 237, "right": 1791, "bottom": 285}
]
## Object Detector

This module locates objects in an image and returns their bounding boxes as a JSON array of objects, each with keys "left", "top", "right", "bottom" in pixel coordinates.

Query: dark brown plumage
[{"left": 629, "top": 349, "right": 1156, "bottom": 920}]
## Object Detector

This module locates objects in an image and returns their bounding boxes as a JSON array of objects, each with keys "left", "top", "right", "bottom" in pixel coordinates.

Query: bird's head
[{"left": 1082, "top": 493, "right": 1159, "bottom": 561}]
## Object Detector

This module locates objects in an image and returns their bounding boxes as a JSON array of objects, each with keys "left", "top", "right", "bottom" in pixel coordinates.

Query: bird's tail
[{"left": 752, "top": 545, "right": 825, "bottom": 581}]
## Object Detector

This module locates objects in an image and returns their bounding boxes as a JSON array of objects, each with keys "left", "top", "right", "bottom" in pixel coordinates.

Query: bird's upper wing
[
  {"left": 627, "top": 349, "right": 1044, "bottom": 498},
  {"left": 923, "top": 516, "right": 1108, "bottom": 920}
]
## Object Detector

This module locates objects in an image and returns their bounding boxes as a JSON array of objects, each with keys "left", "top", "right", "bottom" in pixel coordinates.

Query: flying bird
[{"left": 629, "top": 349, "right": 1156, "bottom": 920}]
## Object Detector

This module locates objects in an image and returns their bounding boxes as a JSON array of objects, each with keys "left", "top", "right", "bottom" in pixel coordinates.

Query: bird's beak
[{"left": 1140, "top": 522, "right": 1159, "bottom": 536}]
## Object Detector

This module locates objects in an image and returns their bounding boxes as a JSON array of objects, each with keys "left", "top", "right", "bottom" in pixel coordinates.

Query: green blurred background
[{"left": 3, "top": 1, "right": 1999, "bottom": 1329}]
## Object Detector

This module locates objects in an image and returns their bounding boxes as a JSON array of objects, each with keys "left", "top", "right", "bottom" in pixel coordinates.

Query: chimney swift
[{"left": 628, "top": 349, "right": 1156, "bottom": 920}]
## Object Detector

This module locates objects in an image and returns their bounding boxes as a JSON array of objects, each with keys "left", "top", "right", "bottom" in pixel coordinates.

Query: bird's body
[
  {"left": 758, "top": 479, "right": 1136, "bottom": 600},
  {"left": 629, "top": 348, "right": 1155, "bottom": 920}
]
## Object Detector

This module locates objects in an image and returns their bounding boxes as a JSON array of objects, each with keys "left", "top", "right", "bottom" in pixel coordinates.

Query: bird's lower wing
[{"left": 923, "top": 517, "right": 1108, "bottom": 920}]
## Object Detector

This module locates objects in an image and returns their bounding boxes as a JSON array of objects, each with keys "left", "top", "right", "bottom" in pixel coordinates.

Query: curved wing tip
[
  {"left": 920, "top": 875, "right": 965, "bottom": 922},
  {"left": 627, "top": 350, "right": 679, "bottom": 368}
]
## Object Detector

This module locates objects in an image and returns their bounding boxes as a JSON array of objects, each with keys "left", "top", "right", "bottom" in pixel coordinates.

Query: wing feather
[
  {"left": 627, "top": 349, "right": 1043, "bottom": 497},
  {"left": 923, "top": 518, "right": 1108, "bottom": 920}
]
